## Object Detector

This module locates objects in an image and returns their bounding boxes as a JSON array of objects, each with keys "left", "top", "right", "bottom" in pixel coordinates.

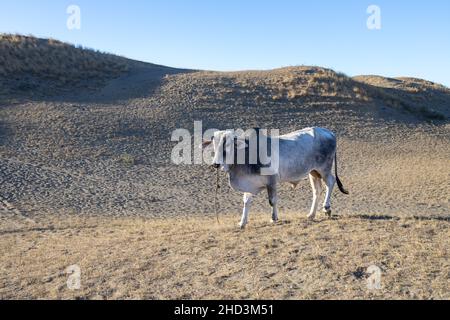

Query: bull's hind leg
[
  {"left": 322, "top": 174, "right": 336, "bottom": 217},
  {"left": 267, "top": 185, "right": 278, "bottom": 223},
  {"left": 239, "top": 193, "right": 253, "bottom": 229},
  {"left": 307, "top": 172, "right": 322, "bottom": 220}
]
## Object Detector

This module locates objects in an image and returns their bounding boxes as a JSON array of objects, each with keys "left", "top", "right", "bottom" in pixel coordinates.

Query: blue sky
[{"left": 1, "top": 0, "right": 449, "bottom": 86}]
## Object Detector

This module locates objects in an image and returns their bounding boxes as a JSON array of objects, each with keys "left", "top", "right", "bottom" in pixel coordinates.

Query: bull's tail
[{"left": 335, "top": 152, "right": 349, "bottom": 195}]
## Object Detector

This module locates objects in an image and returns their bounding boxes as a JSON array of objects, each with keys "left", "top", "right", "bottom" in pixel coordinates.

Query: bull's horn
[{"left": 201, "top": 140, "right": 213, "bottom": 148}]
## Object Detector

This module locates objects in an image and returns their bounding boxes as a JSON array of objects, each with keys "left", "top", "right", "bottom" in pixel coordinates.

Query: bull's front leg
[
  {"left": 240, "top": 193, "right": 253, "bottom": 229},
  {"left": 267, "top": 185, "right": 278, "bottom": 223}
]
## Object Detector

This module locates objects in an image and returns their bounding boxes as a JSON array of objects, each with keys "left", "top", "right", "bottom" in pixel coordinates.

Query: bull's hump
[
  {"left": 282, "top": 127, "right": 316, "bottom": 140},
  {"left": 314, "top": 127, "right": 336, "bottom": 140}
]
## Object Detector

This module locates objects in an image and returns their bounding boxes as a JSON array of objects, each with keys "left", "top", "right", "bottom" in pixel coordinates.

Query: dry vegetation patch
[
  {"left": 0, "top": 34, "right": 130, "bottom": 99},
  {"left": 1, "top": 213, "right": 448, "bottom": 300},
  {"left": 162, "top": 66, "right": 448, "bottom": 121}
]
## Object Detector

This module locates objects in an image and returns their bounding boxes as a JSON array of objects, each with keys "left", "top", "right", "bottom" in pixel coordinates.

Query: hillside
[
  {"left": 1, "top": 35, "right": 449, "bottom": 300},
  {"left": 1, "top": 35, "right": 449, "bottom": 119},
  {"left": 354, "top": 74, "right": 450, "bottom": 119},
  {"left": 0, "top": 34, "right": 186, "bottom": 101},
  {"left": 1, "top": 35, "right": 449, "bottom": 218}
]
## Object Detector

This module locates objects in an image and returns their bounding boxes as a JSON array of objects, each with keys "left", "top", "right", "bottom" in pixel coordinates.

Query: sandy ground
[{"left": 1, "top": 64, "right": 449, "bottom": 299}]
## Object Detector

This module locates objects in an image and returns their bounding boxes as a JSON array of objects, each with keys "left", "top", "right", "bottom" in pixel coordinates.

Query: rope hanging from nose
[{"left": 214, "top": 167, "right": 221, "bottom": 224}]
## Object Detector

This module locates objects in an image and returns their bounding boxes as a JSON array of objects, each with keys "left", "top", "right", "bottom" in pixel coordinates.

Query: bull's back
[{"left": 277, "top": 127, "right": 336, "bottom": 181}]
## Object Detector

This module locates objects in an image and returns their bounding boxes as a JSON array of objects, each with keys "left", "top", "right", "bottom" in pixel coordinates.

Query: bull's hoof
[
  {"left": 323, "top": 207, "right": 332, "bottom": 217},
  {"left": 307, "top": 214, "right": 316, "bottom": 221},
  {"left": 270, "top": 218, "right": 279, "bottom": 224},
  {"left": 239, "top": 223, "right": 247, "bottom": 229}
]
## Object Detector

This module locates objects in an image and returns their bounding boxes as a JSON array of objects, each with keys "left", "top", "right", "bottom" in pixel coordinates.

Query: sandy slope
[{"left": 1, "top": 71, "right": 448, "bottom": 219}]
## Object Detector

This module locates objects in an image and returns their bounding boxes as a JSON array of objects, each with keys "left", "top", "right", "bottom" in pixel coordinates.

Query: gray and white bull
[{"left": 202, "top": 127, "right": 348, "bottom": 229}]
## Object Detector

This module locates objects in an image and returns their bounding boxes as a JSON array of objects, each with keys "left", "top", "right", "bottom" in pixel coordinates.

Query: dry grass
[
  {"left": 1, "top": 213, "right": 448, "bottom": 300},
  {"left": 354, "top": 75, "right": 449, "bottom": 120},
  {"left": 162, "top": 66, "right": 448, "bottom": 121},
  {"left": 0, "top": 34, "right": 129, "bottom": 98},
  {"left": 118, "top": 153, "right": 136, "bottom": 167}
]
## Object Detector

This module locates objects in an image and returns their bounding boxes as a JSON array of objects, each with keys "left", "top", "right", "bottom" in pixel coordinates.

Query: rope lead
[{"left": 214, "top": 167, "right": 220, "bottom": 224}]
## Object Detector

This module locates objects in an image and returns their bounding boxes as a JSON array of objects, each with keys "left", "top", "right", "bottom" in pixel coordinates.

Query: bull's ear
[
  {"left": 235, "top": 139, "right": 247, "bottom": 150},
  {"left": 201, "top": 140, "right": 213, "bottom": 149}
]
